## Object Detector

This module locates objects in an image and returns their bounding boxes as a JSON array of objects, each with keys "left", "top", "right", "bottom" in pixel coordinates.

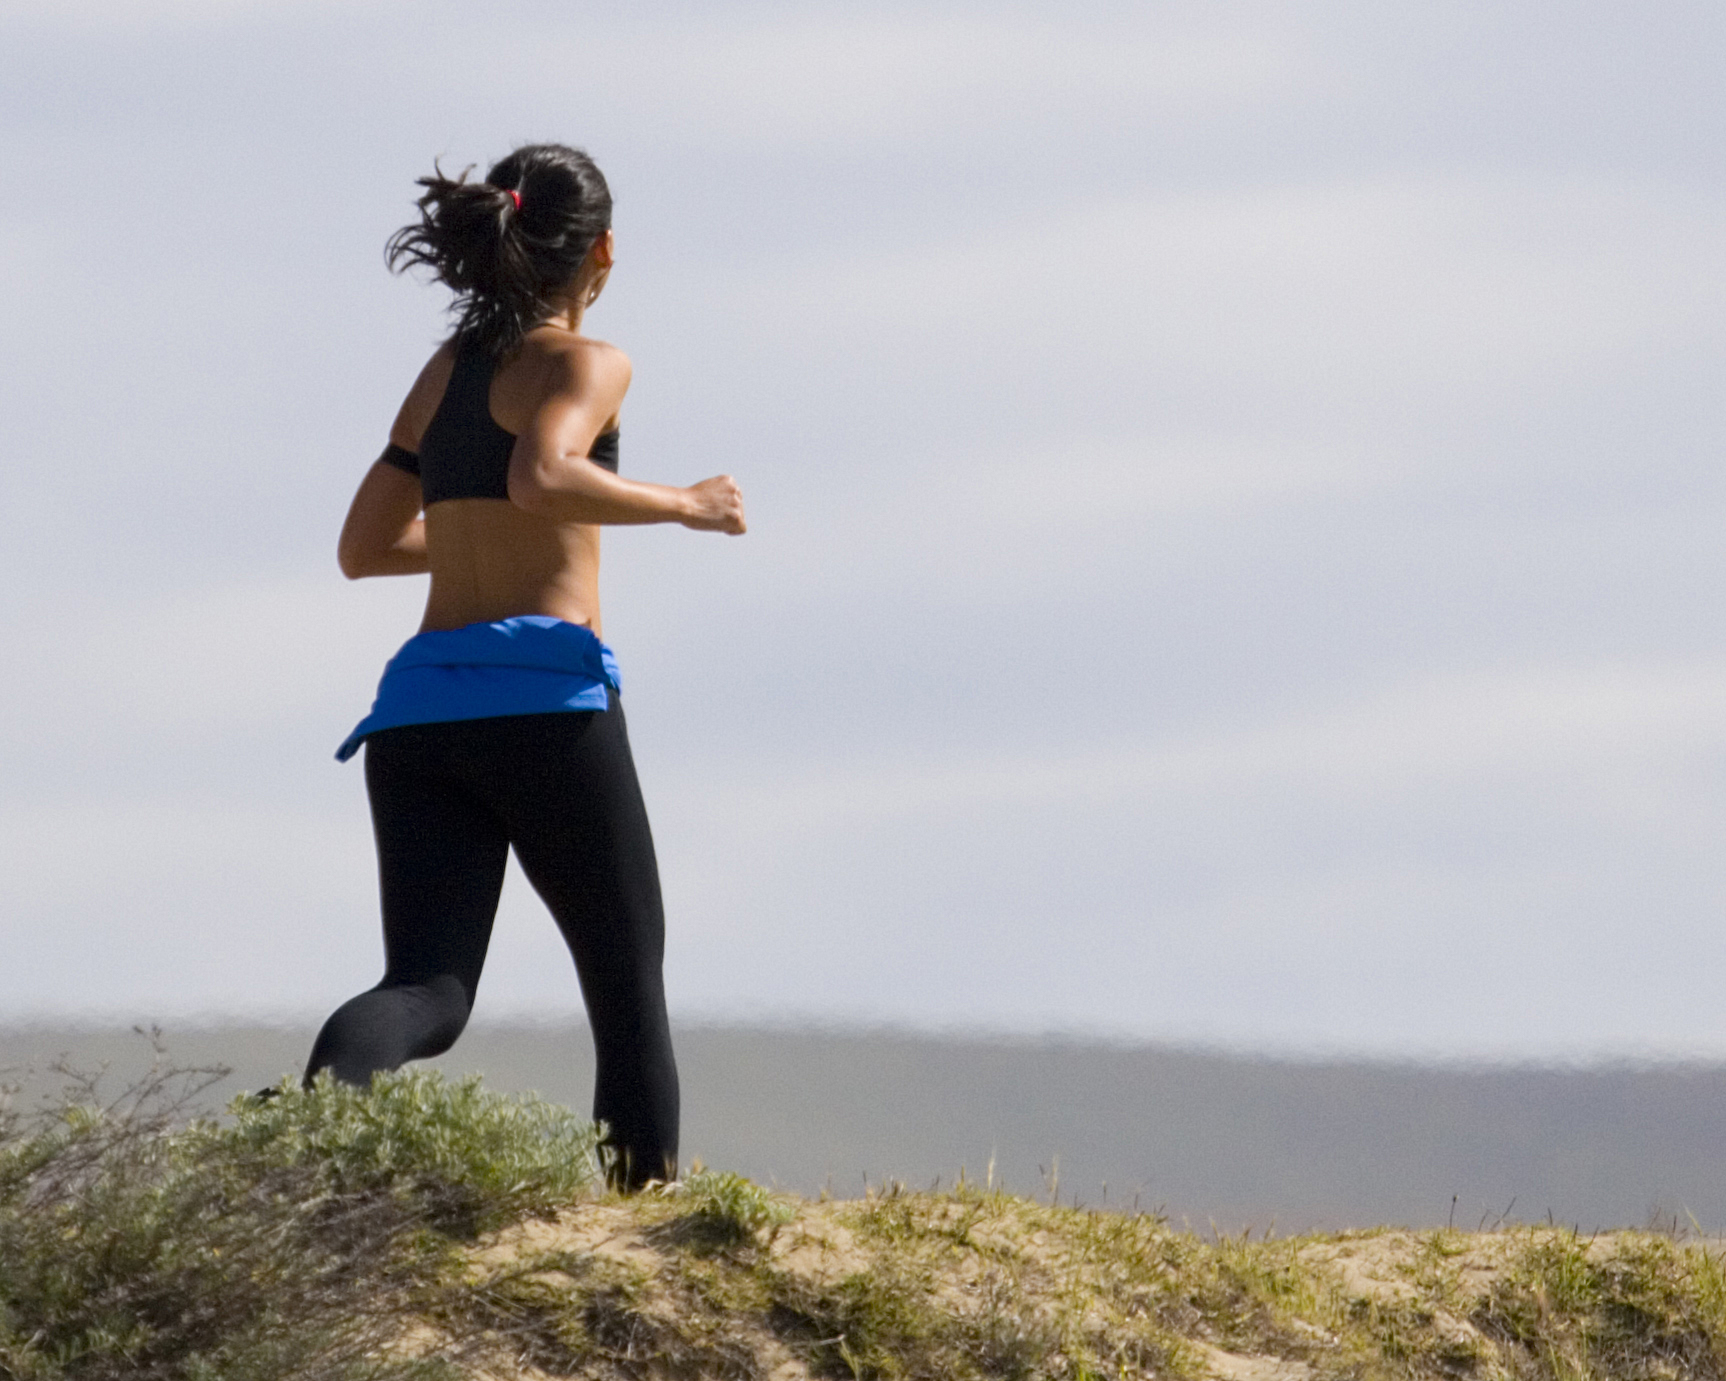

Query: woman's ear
[{"left": 594, "top": 229, "right": 615, "bottom": 269}]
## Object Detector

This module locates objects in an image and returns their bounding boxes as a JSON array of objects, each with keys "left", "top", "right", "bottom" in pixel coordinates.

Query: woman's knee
[
  {"left": 385, "top": 972, "right": 474, "bottom": 1056},
  {"left": 310, "top": 973, "right": 474, "bottom": 1080}
]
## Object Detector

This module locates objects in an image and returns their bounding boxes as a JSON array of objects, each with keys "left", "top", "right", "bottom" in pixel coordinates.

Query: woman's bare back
[
  {"left": 390, "top": 328, "right": 625, "bottom": 635},
  {"left": 339, "top": 317, "right": 741, "bottom": 609}
]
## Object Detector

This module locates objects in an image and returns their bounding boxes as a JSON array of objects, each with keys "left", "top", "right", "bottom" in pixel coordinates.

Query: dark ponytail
[{"left": 386, "top": 143, "right": 613, "bottom": 358}]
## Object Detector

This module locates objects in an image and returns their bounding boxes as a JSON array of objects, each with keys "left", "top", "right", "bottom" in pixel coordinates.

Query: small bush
[
  {"left": 228, "top": 1071, "right": 602, "bottom": 1235},
  {"left": 678, "top": 1169, "right": 793, "bottom": 1245},
  {"left": 0, "top": 1062, "right": 601, "bottom": 1381}
]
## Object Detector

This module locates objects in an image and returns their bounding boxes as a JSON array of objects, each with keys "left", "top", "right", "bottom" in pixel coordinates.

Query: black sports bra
[{"left": 381, "top": 340, "right": 619, "bottom": 503}]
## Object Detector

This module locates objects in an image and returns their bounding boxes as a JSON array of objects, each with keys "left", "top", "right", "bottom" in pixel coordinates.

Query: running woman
[{"left": 306, "top": 143, "right": 745, "bottom": 1189}]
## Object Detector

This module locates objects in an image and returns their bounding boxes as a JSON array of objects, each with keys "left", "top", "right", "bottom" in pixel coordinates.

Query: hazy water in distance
[{"left": 3, "top": 1022, "right": 1722, "bottom": 1235}]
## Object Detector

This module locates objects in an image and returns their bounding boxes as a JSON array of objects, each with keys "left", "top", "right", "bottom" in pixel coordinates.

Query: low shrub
[
  {"left": 0, "top": 1062, "right": 601, "bottom": 1381},
  {"left": 228, "top": 1071, "right": 602, "bottom": 1235},
  {"left": 677, "top": 1168, "right": 793, "bottom": 1245}
]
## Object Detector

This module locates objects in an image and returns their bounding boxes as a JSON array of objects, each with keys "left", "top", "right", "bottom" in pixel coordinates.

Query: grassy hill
[{"left": 3, "top": 1063, "right": 1725, "bottom": 1380}]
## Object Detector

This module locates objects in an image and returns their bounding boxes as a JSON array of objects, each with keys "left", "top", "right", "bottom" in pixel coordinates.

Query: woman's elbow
[
  {"left": 507, "top": 466, "right": 560, "bottom": 518},
  {"left": 337, "top": 535, "right": 375, "bottom": 579}
]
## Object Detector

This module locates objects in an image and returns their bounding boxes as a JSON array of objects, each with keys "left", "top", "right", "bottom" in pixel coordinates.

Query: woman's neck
[{"left": 543, "top": 301, "right": 585, "bottom": 335}]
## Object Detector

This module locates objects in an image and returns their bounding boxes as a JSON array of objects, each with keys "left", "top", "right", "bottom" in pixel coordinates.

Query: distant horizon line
[{"left": 3, "top": 1008, "right": 1724, "bottom": 1073}]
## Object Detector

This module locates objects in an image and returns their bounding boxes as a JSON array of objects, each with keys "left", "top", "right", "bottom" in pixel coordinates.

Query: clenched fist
[{"left": 681, "top": 475, "right": 747, "bottom": 534}]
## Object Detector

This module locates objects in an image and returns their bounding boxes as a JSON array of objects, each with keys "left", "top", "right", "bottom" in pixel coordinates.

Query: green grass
[
  {"left": 6, "top": 1057, "right": 1726, "bottom": 1379},
  {"left": 677, "top": 1167, "right": 796, "bottom": 1246}
]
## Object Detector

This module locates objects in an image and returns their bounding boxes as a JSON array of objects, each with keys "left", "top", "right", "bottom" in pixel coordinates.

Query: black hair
[{"left": 386, "top": 143, "right": 613, "bottom": 358}]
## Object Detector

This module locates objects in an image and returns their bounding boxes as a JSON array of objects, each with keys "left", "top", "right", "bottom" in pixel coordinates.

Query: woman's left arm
[{"left": 337, "top": 452, "right": 427, "bottom": 578}]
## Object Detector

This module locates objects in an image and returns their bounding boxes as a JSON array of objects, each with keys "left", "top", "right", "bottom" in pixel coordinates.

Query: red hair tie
[{"left": 507, "top": 189, "right": 522, "bottom": 211}]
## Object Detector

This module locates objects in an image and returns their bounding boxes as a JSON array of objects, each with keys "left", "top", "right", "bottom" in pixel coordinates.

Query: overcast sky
[{"left": 2, "top": 0, "right": 1724, "bottom": 1059}]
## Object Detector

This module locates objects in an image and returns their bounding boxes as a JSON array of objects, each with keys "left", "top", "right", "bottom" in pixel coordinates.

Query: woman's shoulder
[
  {"left": 518, "top": 329, "right": 632, "bottom": 397},
  {"left": 522, "top": 326, "right": 630, "bottom": 369}
]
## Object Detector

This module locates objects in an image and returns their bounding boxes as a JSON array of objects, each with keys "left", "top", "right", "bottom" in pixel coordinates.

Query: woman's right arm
[
  {"left": 507, "top": 344, "right": 746, "bottom": 533},
  {"left": 337, "top": 458, "right": 427, "bottom": 578},
  {"left": 335, "top": 350, "right": 448, "bottom": 578}
]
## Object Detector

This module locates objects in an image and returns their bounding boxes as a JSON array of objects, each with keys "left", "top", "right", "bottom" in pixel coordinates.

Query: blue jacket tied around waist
[{"left": 336, "top": 615, "right": 621, "bottom": 762}]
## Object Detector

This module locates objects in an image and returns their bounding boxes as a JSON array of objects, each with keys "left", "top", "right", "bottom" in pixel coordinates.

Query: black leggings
[{"left": 305, "top": 693, "right": 678, "bottom": 1187}]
